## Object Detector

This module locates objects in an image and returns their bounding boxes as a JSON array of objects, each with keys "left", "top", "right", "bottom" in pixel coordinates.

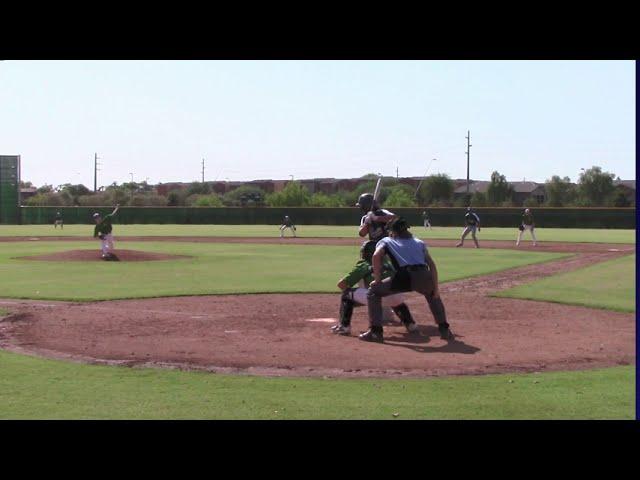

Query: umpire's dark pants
[{"left": 367, "top": 265, "right": 447, "bottom": 328}]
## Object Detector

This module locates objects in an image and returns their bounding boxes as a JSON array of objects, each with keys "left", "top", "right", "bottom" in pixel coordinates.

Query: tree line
[{"left": 21, "top": 166, "right": 633, "bottom": 208}]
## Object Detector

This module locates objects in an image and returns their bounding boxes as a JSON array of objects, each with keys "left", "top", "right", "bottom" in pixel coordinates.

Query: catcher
[
  {"left": 331, "top": 240, "right": 418, "bottom": 336},
  {"left": 516, "top": 208, "right": 537, "bottom": 246},
  {"left": 280, "top": 215, "right": 297, "bottom": 238},
  {"left": 362, "top": 217, "right": 454, "bottom": 343},
  {"left": 93, "top": 204, "right": 119, "bottom": 260}
]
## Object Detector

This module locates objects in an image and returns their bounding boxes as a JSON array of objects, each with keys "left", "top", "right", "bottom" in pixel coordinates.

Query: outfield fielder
[
  {"left": 54, "top": 211, "right": 63, "bottom": 229},
  {"left": 93, "top": 204, "right": 119, "bottom": 259},
  {"left": 422, "top": 210, "right": 432, "bottom": 230},
  {"left": 331, "top": 240, "right": 418, "bottom": 336},
  {"left": 280, "top": 215, "right": 297, "bottom": 238},
  {"left": 516, "top": 208, "right": 537, "bottom": 246},
  {"left": 456, "top": 207, "right": 481, "bottom": 248}
]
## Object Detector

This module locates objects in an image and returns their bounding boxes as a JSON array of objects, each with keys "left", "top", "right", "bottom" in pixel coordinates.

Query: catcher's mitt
[{"left": 518, "top": 225, "right": 525, "bottom": 231}]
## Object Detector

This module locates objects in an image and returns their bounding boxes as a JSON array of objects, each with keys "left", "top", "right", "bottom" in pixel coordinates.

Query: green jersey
[
  {"left": 94, "top": 214, "right": 115, "bottom": 236},
  {"left": 342, "top": 259, "right": 395, "bottom": 288},
  {"left": 522, "top": 212, "right": 534, "bottom": 226}
]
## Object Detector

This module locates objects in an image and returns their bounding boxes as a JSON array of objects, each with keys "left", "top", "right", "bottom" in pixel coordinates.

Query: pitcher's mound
[{"left": 17, "top": 249, "right": 190, "bottom": 262}]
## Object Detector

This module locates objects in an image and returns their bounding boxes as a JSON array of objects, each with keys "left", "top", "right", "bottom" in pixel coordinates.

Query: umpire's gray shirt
[{"left": 376, "top": 236, "right": 427, "bottom": 267}]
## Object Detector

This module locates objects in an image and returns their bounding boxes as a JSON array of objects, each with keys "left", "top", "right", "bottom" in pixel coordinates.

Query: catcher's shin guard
[
  {"left": 392, "top": 303, "right": 414, "bottom": 325},
  {"left": 339, "top": 289, "right": 356, "bottom": 326}
]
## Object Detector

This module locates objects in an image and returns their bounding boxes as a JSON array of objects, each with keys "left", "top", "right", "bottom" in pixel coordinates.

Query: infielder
[
  {"left": 93, "top": 204, "right": 119, "bottom": 259},
  {"left": 362, "top": 217, "right": 454, "bottom": 343},
  {"left": 54, "top": 211, "right": 63, "bottom": 229},
  {"left": 331, "top": 240, "right": 418, "bottom": 336},
  {"left": 422, "top": 210, "right": 432, "bottom": 230},
  {"left": 455, "top": 207, "right": 481, "bottom": 248},
  {"left": 516, "top": 208, "right": 537, "bottom": 246},
  {"left": 280, "top": 215, "right": 297, "bottom": 238}
]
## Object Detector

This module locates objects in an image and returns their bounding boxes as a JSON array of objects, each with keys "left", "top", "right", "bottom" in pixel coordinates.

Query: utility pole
[
  {"left": 93, "top": 153, "right": 101, "bottom": 192},
  {"left": 465, "top": 131, "right": 472, "bottom": 199},
  {"left": 396, "top": 166, "right": 399, "bottom": 179},
  {"left": 201, "top": 158, "right": 205, "bottom": 183}
]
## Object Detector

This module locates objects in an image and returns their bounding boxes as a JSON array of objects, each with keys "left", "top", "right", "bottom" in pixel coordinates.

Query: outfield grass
[
  {"left": 0, "top": 350, "right": 632, "bottom": 419},
  {"left": 0, "top": 241, "right": 567, "bottom": 301},
  {"left": 496, "top": 254, "right": 636, "bottom": 312},
  {"left": 0, "top": 224, "right": 635, "bottom": 244}
]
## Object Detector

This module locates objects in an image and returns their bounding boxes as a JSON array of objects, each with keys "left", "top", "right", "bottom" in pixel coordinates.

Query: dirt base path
[{"left": 0, "top": 244, "right": 634, "bottom": 378}]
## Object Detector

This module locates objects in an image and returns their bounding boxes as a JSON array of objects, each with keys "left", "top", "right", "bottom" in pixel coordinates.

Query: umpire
[{"left": 361, "top": 217, "right": 454, "bottom": 343}]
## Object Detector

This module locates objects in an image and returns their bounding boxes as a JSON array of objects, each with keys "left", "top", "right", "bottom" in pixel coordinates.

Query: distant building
[
  {"left": 19, "top": 186, "right": 38, "bottom": 203},
  {"left": 613, "top": 180, "right": 636, "bottom": 205},
  {"left": 453, "top": 180, "right": 546, "bottom": 206},
  {"left": 510, "top": 181, "right": 546, "bottom": 205}
]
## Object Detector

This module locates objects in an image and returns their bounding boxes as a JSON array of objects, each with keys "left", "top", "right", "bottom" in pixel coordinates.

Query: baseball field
[{"left": 0, "top": 225, "right": 635, "bottom": 419}]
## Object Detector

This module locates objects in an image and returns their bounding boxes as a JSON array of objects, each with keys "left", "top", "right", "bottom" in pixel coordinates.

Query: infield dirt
[{"left": 0, "top": 238, "right": 634, "bottom": 379}]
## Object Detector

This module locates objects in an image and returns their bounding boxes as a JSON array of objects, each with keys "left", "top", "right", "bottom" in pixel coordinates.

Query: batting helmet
[
  {"left": 360, "top": 240, "right": 377, "bottom": 263},
  {"left": 356, "top": 193, "right": 376, "bottom": 212}
]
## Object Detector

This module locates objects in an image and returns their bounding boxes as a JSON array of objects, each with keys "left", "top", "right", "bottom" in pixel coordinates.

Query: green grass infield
[
  {"left": 0, "top": 241, "right": 568, "bottom": 301},
  {"left": 495, "top": 254, "right": 635, "bottom": 312}
]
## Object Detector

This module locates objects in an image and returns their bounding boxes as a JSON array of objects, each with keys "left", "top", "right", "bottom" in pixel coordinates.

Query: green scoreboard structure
[{"left": 0, "top": 155, "right": 21, "bottom": 224}]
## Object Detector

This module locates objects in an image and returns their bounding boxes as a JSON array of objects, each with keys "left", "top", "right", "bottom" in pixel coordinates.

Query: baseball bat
[{"left": 372, "top": 175, "right": 382, "bottom": 209}]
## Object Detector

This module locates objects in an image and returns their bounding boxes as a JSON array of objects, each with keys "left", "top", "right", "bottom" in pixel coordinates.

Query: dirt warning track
[{"left": 0, "top": 237, "right": 634, "bottom": 378}]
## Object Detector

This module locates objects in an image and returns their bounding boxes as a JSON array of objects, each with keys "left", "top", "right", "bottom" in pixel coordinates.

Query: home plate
[
  {"left": 608, "top": 249, "right": 621, "bottom": 252},
  {"left": 306, "top": 318, "right": 337, "bottom": 323}
]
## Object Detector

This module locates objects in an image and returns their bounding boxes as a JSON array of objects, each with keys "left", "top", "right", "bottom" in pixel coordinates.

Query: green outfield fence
[{"left": 18, "top": 206, "right": 636, "bottom": 229}]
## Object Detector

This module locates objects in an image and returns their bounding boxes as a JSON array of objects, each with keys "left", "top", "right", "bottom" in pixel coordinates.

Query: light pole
[{"left": 415, "top": 158, "right": 437, "bottom": 200}]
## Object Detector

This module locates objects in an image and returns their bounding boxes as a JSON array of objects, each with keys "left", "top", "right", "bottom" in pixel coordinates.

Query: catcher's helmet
[
  {"left": 389, "top": 217, "right": 410, "bottom": 234},
  {"left": 360, "top": 240, "right": 377, "bottom": 263},
  {"left": 356, "top": 193, "right": 376, "bottom": 212}
]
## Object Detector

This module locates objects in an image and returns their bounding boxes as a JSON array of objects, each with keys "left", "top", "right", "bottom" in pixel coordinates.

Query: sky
[{"left": 0, "top": 60, "right": 635, "bottom": 189}]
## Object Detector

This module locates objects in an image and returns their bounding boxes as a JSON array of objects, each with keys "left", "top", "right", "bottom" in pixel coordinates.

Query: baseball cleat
[
  {"left": 358, "top": 328, "right": 384, "bottom": 343},
  {"left": 332, "top": 324, "right": 351, "bottom": 336},
  {"left": 404, "top": 321, "right": 419, "bottom": 333},
  {"left": 455, "top": 243, "right": 462, "bottom": 248}
]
